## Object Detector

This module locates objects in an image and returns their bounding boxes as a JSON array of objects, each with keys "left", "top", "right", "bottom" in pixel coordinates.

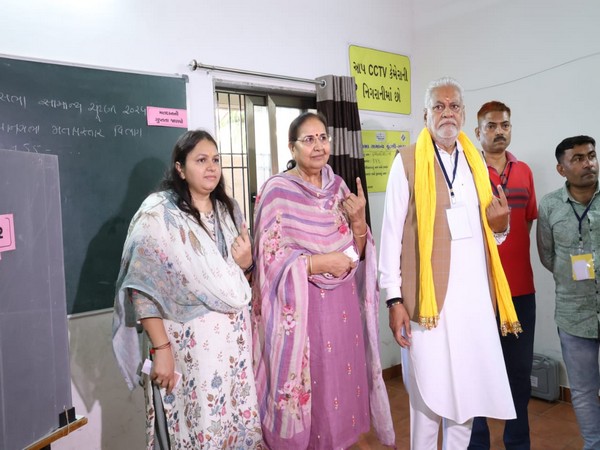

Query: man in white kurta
[{"left": 379, "top": 77, "right": 516, "bottom": 449}]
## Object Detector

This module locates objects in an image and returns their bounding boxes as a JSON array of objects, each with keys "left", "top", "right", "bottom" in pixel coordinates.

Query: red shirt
[{"left": 487, "top": 151, "right": 537, "bottom": 296}]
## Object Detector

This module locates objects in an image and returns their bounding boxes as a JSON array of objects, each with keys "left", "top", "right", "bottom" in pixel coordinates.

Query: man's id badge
[
  {"left": 445, "top": 205, "right": 472, "bottom": 240},
  {"left": 571, "top": 253, "right": 595, "bottom": 281}
]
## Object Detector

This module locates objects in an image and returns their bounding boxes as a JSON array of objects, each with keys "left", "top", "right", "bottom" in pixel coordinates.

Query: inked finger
[{"left": 355, "top": 177, "right": 365, "bottom": 199}]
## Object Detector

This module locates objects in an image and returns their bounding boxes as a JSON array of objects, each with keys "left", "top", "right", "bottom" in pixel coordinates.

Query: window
[{"left": 215, "top": 90, "right": 315, "bottom": 227}]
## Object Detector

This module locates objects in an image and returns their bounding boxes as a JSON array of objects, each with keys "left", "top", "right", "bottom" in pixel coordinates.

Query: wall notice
[
  {"left": 146, "top": 106, "right": 188, "bottom": 128},
  {"left": 0, "top": 213, "right": 16, "bottom": 259},
  {"left": 349, "top": 45, "right": 411, "bottom": 115},
  {"left": 363, "top": 130, "right": 409, "bottom": 192}
]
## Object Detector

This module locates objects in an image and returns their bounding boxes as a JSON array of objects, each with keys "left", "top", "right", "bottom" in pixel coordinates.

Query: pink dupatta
[{"left": 251, "top": 165, "right": 394, "bottom": 447}]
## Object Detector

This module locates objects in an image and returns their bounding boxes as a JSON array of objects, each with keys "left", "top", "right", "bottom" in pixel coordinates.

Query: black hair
[
  {"left": 160, "top": 129, "right": 236, "bottom": 231},
  {"left": 555, "top": 135, "right": 596, "bottom": 163}
]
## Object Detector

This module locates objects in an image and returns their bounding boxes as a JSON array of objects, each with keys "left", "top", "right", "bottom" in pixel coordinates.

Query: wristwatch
[
  {"left": 493, "top": 222, "right": 511, "bottom": 239},
  {"left": 386, "top": 297, "right": 404, "bottom": 308}
]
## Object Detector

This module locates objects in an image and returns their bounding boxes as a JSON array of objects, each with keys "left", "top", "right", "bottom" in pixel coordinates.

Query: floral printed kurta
[
  {"left": 251, "top": 166, "right": 394, "bottom": 449},
  {"left": 142, "top": 309, "right": 263, "bottom": 449},
  {"left": 113, "top": 191, "right": 263, "bottom": 449}
]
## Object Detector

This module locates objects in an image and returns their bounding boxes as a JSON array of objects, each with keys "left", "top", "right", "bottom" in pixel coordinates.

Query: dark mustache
[{"left": 494, "top": 136, "right": 507, "bottom": 142}]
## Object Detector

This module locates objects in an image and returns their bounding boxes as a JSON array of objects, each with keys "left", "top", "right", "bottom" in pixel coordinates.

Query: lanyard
[
  {"left": 433, "top": 141, "right": 459, "bottom": 204},
  {"left": 568, "top": 196, "right": 596, "bottom": 248},
  {"left": 491, "top": 162, "right": 512, "bottom": 196}
]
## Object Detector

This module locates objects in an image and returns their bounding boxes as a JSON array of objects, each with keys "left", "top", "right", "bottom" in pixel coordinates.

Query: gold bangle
[{"left": 354, "top": 227, "right": 368, "bottom": 238}]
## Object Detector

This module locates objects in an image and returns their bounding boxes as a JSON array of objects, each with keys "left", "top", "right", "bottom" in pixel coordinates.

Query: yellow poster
[
  {"left": 349, "top": 45, "right": 411, "bottom": 114},
  {"left": 363, "top": 130, "right": 410, "bottom": 192}
]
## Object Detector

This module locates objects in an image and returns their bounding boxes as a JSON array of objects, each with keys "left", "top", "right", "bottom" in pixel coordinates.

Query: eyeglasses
[{"left": 294, "top": 133, "right": 331, "bottom": 147}]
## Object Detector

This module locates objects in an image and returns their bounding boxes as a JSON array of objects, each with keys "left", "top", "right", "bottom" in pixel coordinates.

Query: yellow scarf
[{"left": 414, "top": 128, "right": 522, "bottom": 336}]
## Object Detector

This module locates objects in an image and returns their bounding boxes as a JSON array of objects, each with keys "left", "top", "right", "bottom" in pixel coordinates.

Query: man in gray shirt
[{"left": 537, "top": 135, "right": 600, "bottom": 450}]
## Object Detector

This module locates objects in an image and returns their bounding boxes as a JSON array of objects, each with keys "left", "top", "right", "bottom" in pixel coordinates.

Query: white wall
[
  {"left": 4, "top": 0, "right": 598, "bottom": 447},
  {"left": 1, "top": 1, "right": 412, "bottom": 448},
  {"left": 412, "top": 0, "right": 600, "bottom": 384}
]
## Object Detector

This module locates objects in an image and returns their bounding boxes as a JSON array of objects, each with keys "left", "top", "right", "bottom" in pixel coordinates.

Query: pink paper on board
[
  {"left": 0, "top": 214, "right": 16, "bottom": 255},
  {"left": 146, "top": 106, "right": 188, "bottom": 128}
]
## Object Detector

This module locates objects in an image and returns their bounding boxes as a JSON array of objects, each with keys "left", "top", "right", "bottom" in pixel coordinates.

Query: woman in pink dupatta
[{"left": 251, "top": 112, "right": 394, "bottom": 449}]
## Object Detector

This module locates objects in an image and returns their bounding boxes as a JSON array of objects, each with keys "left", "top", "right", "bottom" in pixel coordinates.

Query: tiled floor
[{"left": 351, "top": 376, "right": 583, "bottom": 450}]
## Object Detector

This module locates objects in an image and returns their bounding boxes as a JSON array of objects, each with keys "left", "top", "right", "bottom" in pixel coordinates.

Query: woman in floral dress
[{"left": 112, "top": 130, "right": 263, "bottom": 449}]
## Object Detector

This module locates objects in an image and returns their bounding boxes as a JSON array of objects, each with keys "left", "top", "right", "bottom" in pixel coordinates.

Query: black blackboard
[{"left": 0, "top": 56, "right": 187, "bottom": 314}]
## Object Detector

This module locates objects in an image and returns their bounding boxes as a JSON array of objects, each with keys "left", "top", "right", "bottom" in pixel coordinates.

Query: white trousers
[{"left": 403, "top": 348, "right": 473, "bottom": 450}]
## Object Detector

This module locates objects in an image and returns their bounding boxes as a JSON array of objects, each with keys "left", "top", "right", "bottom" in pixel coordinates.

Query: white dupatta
[{"left": 112, "top": 191, "right": 250, "bottom": 389}]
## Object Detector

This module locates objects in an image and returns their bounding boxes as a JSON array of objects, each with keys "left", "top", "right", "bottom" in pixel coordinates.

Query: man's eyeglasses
[{"left": 294, "top": 133, "right": 332, "bottom": 147}]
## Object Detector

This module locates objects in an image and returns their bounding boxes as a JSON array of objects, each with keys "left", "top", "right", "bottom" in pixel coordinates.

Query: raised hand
[
  {"left": 486, "top": 184, "right": 510, "bottom": 233},
  {"left": 231, "top": 223, "right": 253, "bottom": 270},
  {"left": 343, "top": 177, "right": 367, "bottom": 229}
]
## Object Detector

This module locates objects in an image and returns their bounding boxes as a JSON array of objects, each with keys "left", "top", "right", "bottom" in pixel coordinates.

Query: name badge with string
[
  {"left": 568, "top": 198, "right": 596, "bottom": 281},
  {"left": 434, "top": 141, "right": 472, "bottom": 240}
]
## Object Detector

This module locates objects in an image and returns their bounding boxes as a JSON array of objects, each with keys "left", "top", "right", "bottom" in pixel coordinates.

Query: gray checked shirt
[{"left": 537, "top": 182, "right": 600, "bottom": 338}]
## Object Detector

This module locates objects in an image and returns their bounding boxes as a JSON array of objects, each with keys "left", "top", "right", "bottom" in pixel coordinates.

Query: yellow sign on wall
[
  {"left": 349, "top": 45, "right": 411, "bottom": 115},
  {"left": 363, "top": 130, "right": 410, "bottom": 193}
]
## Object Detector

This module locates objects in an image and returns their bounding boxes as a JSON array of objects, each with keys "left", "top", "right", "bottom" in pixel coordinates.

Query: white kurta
[{"left": 379, "top": 143, "right": 515, "bottom": 424}]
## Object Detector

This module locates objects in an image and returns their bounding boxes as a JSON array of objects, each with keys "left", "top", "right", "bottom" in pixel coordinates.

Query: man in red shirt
[{"left": 469, "top": 101, "right": 538, "bottom": 450}]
